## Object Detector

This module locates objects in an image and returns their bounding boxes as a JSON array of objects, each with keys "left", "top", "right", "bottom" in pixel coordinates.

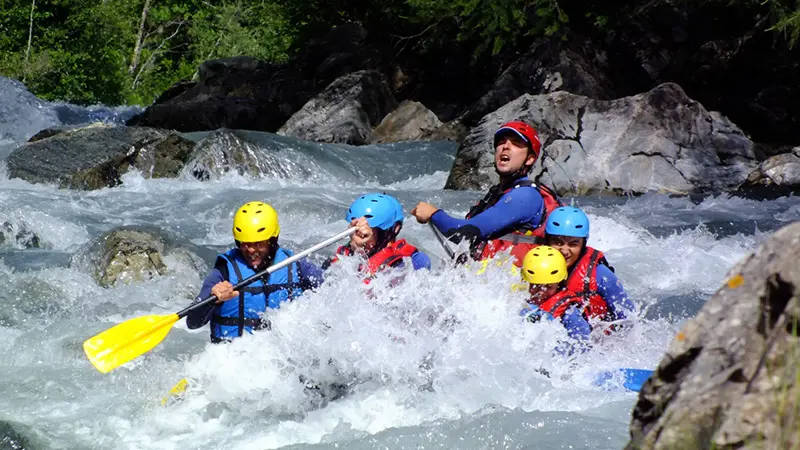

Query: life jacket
[
  {"left": 563, "top": 247, "right": 611, "bottom": 321},
  {"left": 364, "top": 239, "right": 419, "bottom": 274},
  {"left": 210, "top": 247, "right": 303, "bottom": 343},
  {"left": 326, "top": 239, "right": 419, "bottom": 280},
  {"left": 529, "top": 247, "right": 618, "bottom": 338},
  {"left": 467, "top": 178, "right": 562, "bottom": 266}
]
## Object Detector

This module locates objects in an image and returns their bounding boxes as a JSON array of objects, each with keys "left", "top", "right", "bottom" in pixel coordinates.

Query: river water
[{"left": 1, "top": 80, "right": 798, "bottom": 449}]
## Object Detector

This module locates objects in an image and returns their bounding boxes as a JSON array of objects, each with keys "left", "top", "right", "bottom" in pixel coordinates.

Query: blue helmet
[
  {"left": 386, "top": 195, "right": 405, "bottom": 224},
  {"left": 346, "top": 193, "right": 403, "bottom": 230},
  {"left": 545, "top": 207, "right": 590, "bottom": 238}
]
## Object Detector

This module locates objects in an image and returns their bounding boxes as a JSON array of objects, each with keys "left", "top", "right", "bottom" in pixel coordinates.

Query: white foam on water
[{"left": 0, "top": 124, "right": 796, "bottom": 449}]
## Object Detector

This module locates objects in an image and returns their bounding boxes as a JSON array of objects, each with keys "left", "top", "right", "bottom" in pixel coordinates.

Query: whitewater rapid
[{"left": 0, "top": 95, "right": 798, "bottom": 449}]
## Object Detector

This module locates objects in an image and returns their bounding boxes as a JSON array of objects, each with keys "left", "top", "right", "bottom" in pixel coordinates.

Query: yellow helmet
[
  {"left": 521, "top": 246, "right": 568, "bottom": 285},
  {"left": 232, "top": 202, "right": 280, "bottom": 243}
]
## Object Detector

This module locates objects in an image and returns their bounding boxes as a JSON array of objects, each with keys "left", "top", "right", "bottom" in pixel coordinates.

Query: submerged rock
[
  {"left": 70, "top": 225, "right": 207, "bottom": 288},
  {"left": 0, "top": 420, "right": 33, "bottom": 450},
  {"left": 181, "top": 129, "right": 317, "bottom": 181},
  {"left": 6, "top": 125, "right": 196, "bottom": 190},
  {"left": 0, "top": 221, "right": 41, "bottom": 249},
  {"left": 627, "top": 221, "right": 800, "bottom": 449}
]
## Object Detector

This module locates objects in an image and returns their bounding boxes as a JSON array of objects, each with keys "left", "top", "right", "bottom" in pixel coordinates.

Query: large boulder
[
  {"left": 69, "top": 226, "right": 208, "bottom": 288},
  {"left": 368, "top": 100, "right": 443, "bottom": 144},
  {"left": 743, "top": 147, "right": 800, "bottom": 189},
  {"left": 627, "top": 221, "right": 800, "bottom": 449},
  {"left": 126, "top": 25, "right": 384, "bottom": 133},
  {"left": 446, "top": 83, "right": 757, "bottom": 195},
  {"left": 6, "top": 125, "right": 196, "bottom": 190},
  {"left": 277, "top": 70, "right": 397, "bottom": 145}
]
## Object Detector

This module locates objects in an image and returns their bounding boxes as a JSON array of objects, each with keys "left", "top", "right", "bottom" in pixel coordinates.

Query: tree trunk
[
  {"left": 129, "top": 0, "right": 152, "bottom": 74},
  {"left": 23, "top": 0, "right": 35, "bottom": 81}
]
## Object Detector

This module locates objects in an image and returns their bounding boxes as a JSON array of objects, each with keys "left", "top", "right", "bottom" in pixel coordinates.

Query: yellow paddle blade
[
  {"left": 83, "top": 314, "right": 179, "bottom": 374},
  {"left": 160, "top": 378, "right": 190, "bottom": 407}
]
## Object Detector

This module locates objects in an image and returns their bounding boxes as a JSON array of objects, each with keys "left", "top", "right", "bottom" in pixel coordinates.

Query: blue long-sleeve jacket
[
  {"left": 523, "top": 264, "right": 633, "bottom": 343},
  {"left": 430, "top": 177, "right": 545, "bottom": 242},
  {"left": 593, "top": 264, "right": 634, "bottom": 321},
  {"left": 186, "top": 252, "right": 323, "bottom": 330},
  {"left": 408, "top": 251, "right": 432, "bottom": 270}
]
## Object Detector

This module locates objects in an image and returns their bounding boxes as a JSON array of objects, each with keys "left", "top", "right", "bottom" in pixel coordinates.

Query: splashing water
[{"left": 0, "top": 116, "right": 798, "bottom": 449}]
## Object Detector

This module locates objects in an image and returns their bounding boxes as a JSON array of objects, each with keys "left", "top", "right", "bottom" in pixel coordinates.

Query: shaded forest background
[{"left": 2, "top": 0, "right": 799, "bottom": 107}]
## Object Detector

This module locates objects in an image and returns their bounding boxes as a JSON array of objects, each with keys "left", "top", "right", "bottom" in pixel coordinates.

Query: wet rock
[
  {"left": 182, "top": 129, "right": 315, "bottom": 181},
  {"left": 446, "top": 83, "right": 756, "bottom": 195},
  {"left": 743, "top": 147, "right": 800, "bottom": 188},
  {"left": 0, "top": 420, "right": 33, "bottom": 450},
  {"left": 368, "top": 100, "right": 442, "bottom": 144},
  {"left": 626, "top": 221, "right": 800, "bottom": 450},
  {"left": 278, "top": 70, "right": 397, "bottom": 144},
  {"left": 6, "top": 125, "right": 196, "bottom": 190},
  {"left": 421, "top": 120, "right": 470, "bottom": 144},
  {"left": 70, "top": 225, "right": 207, "bottom": 288},
  {"left": 0, "top": 222, "right": 41, "bottom": 249}
]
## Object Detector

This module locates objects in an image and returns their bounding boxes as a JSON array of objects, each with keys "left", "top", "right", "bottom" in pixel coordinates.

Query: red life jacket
[
  {"left": 563, "top": 247, "right": 610, "bottom": 320},
  {"left": 532, "top": 289, "right": 587, "bottom": 319},
  {"left": 327, "top": 239, "right": 419, "bottom": 277},
  {"left": 364, "top": 239, "right": 419, "bottom": 274},
  {"left": 467, "top": 179, "right": 563, "bottom": 266},
  {"left": 528, "top": 247, "right": 610, "bottom": 320}
]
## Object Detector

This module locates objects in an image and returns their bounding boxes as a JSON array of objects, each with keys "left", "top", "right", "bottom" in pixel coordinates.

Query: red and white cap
[{"left": 494, "top": 121, "right": 542, "bottom": 158}]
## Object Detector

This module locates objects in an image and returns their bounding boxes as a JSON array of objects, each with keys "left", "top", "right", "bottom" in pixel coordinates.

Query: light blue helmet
[
  {"left": 385, "top": 194, "right": 405, "bottom": 224},
  {"left": 346, "top": 193, "right": 403, "bottom": 230},
  {"left": 545, "top": 207, "right": 590, "bottom": 238}
]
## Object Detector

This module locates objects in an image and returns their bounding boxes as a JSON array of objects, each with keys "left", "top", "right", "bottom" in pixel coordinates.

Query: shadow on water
[{"left": 643, "top": 291, "right": 709, "bottom": 322}]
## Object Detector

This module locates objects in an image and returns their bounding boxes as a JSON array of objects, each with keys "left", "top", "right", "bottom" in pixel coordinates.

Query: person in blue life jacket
[
  {"left": 186, "top": 201, "right": 324, "bottom": 343},
  {"left": 542, "top": 207, "right": 634, "bottom": 325},
  {"left": 410, "top": 121, "right": 563, "bottom": 266},
  {"left": 323, "top": 193, "right": 431, "bottom": 277}
]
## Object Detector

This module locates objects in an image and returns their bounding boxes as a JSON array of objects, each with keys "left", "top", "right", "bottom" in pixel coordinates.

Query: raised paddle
[{"left": 83, "top": 228, "right": 357, "bottom": 374}]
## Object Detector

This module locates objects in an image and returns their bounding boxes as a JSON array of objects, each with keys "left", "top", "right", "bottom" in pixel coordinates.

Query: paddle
[
  {"left": 429, "top": 223, "right": 455, "bottom": 260},
  {"left": 160, "top": 378, "right": 189, "bottom": 406},
  {"left": 593, "top": 368, "right": 654, "bottom": 392},
  {"left": 83, "top": 228, "right": 357, "bottom": 374}
]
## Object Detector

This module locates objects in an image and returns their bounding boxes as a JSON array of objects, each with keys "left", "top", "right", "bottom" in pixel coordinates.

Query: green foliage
[
  {"left": 770, "top": 9, "right": 800, "bottom": 47},
  {"left": 407, "top": 0, "right": 568, "bottom": 58},
  {"left": 1, "top": 0, "right": 799, "bottom": 105},
  {"left": 0, "top": 0, "right": 294, "bottom": 105}
]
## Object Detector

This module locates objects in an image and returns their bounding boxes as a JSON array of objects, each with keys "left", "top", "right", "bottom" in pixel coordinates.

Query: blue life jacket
[{"left": 210, "top": 247, "right": 303, "bottom": 342}]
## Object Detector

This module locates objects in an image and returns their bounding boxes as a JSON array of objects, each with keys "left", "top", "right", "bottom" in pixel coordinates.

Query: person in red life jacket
[
  {"left": 518, "top": 245, "right": 593, "bottom": 344},
  {"left": 543, "top": 207, "right": 634, "bottom": 324},
  {"left": 323, "top": 193, "right": 431, "bottom": 276},
  {"left": 410, "top": 121, "right": 562, "bottom": 266},
  {"left": 186, "top": 201, "right": 324, "bottom": 343}
]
